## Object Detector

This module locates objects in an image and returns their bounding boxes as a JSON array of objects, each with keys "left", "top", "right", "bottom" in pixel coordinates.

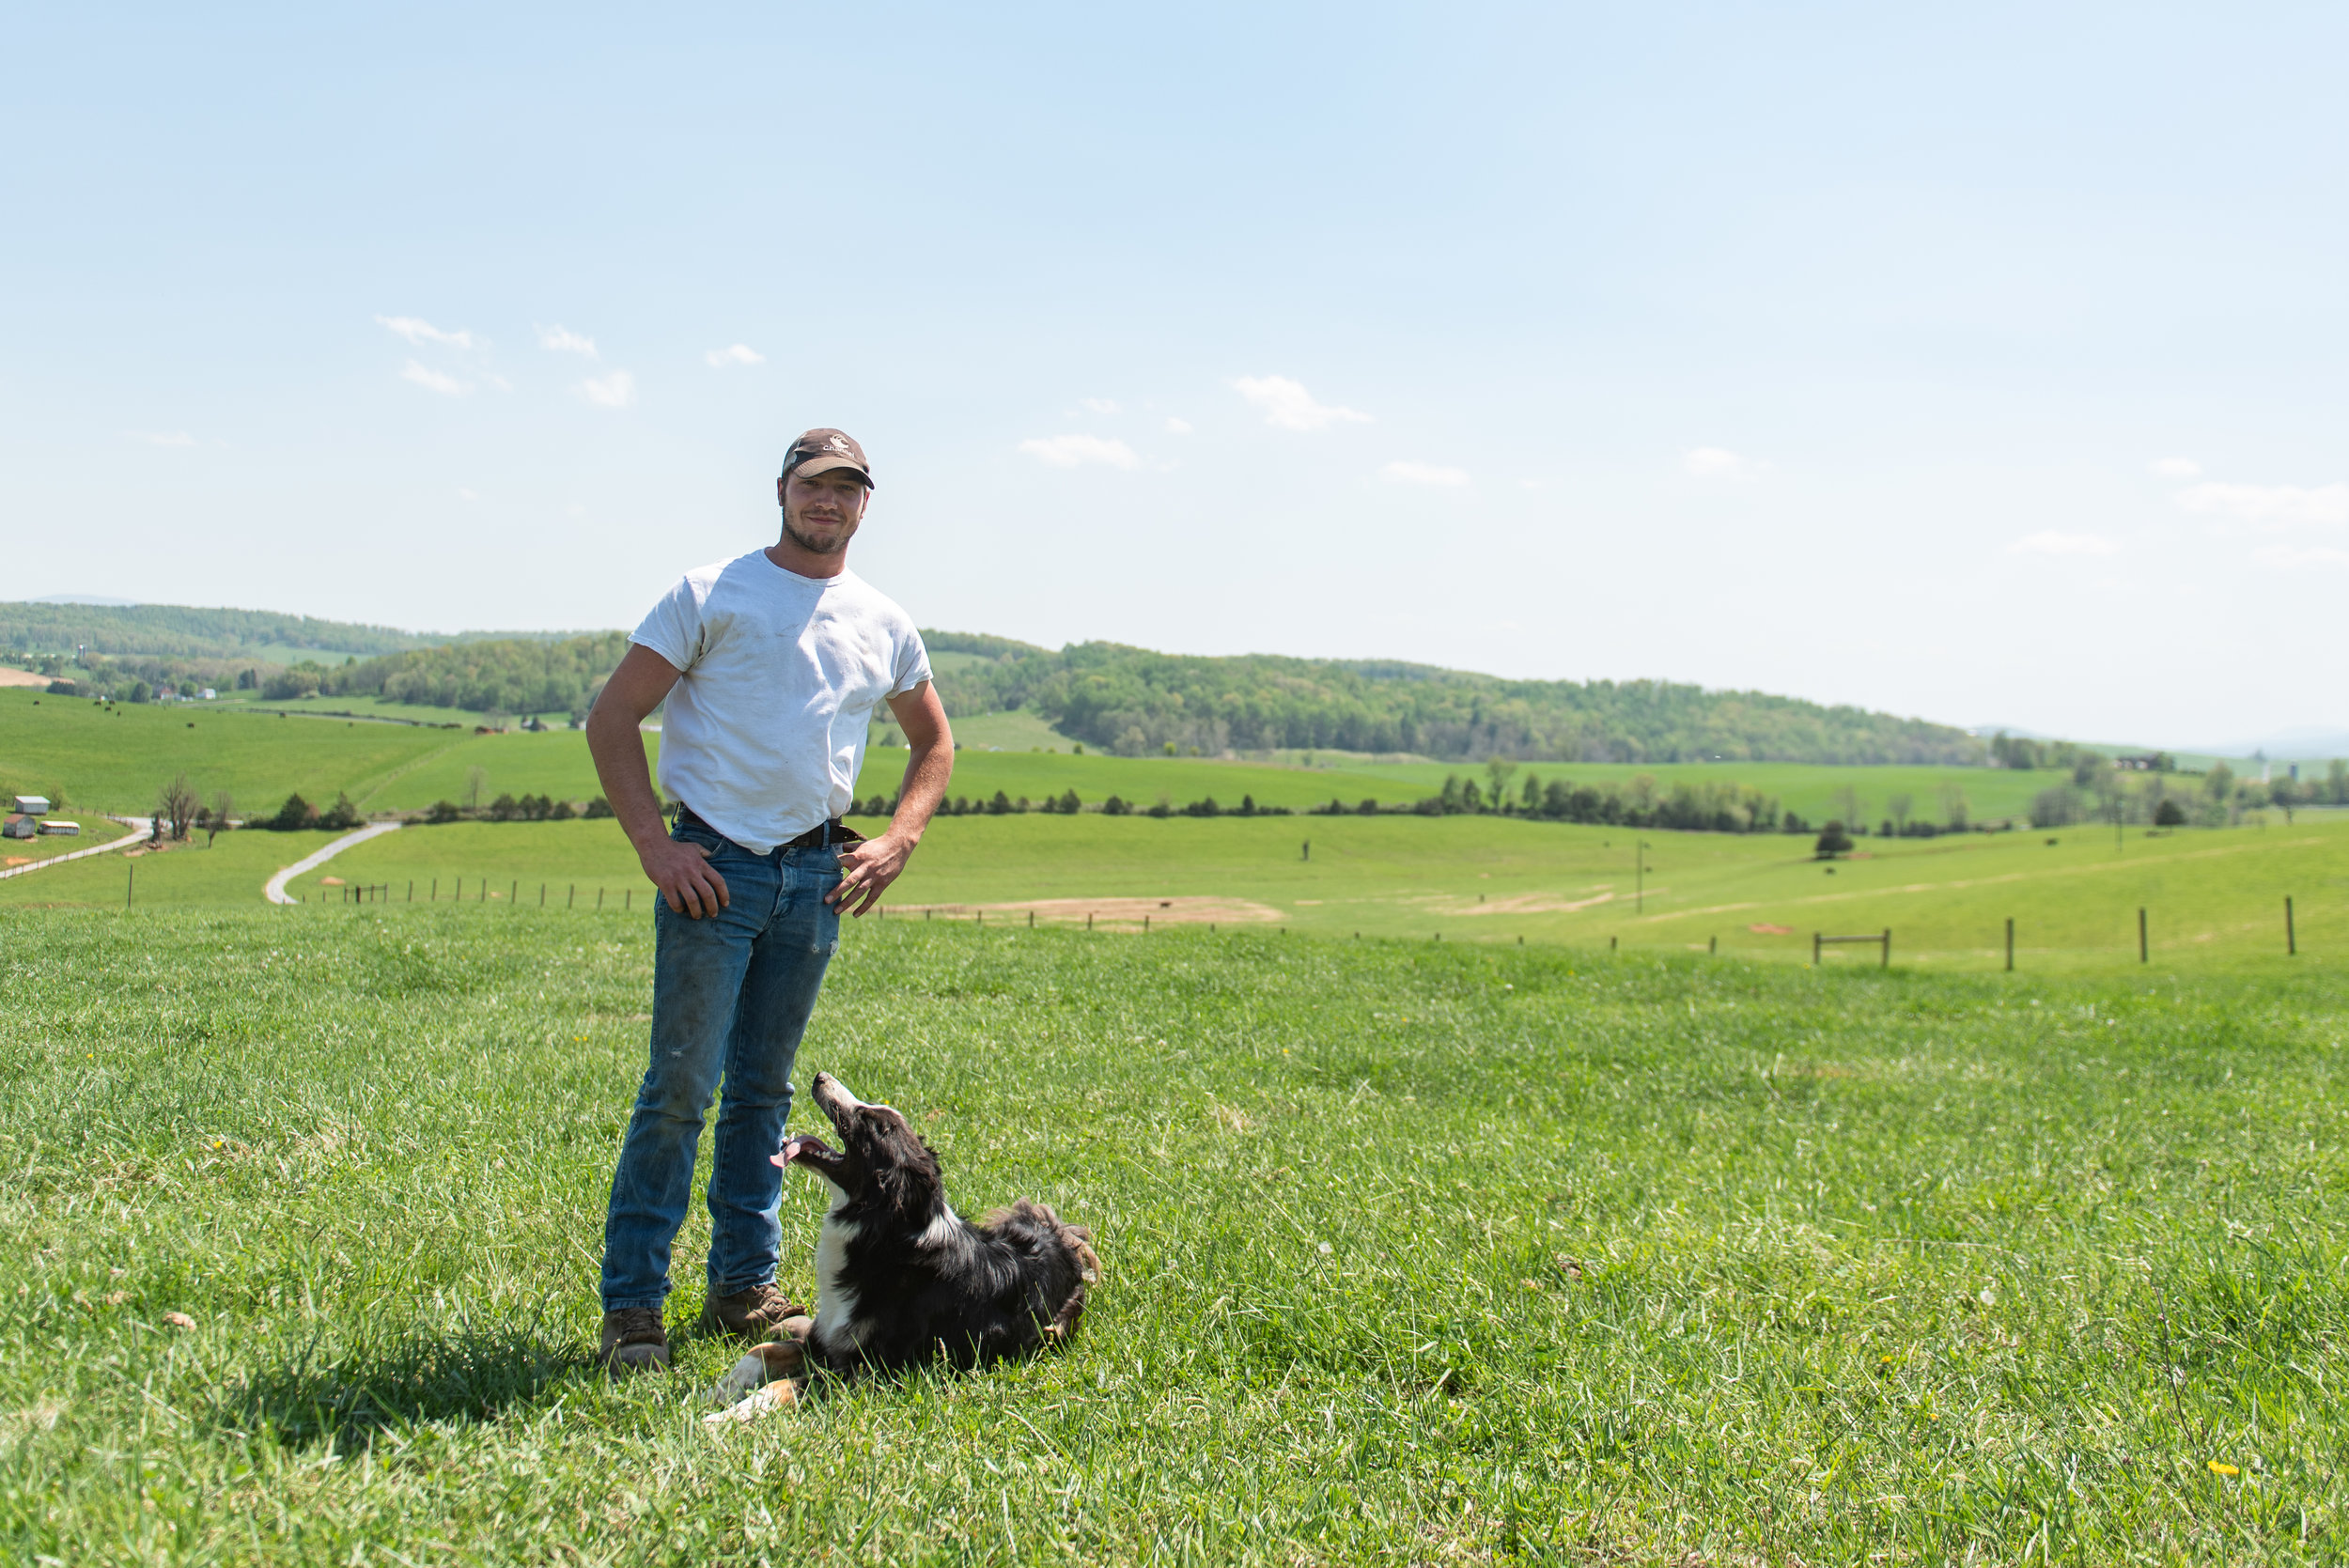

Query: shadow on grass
[{"left": 211, "top": 1318, "right": 581, "bottom": 1451}]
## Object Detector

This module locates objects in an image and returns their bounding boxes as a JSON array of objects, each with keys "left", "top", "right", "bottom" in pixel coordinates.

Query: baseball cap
[{"left": 782, "top": 428, "right": 873, "bottom": 487}]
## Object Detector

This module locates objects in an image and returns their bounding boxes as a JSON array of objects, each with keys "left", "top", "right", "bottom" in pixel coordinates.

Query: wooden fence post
[{"left": 2287, "top": 896, "right": 2296, "bottom": 956}]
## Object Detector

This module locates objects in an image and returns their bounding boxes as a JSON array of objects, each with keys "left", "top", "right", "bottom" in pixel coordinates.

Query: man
[{"left": 583, "top": 427, "right": 953, "bottom": 1373}]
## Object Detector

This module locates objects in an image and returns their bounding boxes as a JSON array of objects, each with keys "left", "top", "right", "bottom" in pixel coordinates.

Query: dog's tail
[{"left": 997, "top": 1199, "right": 1100, "bottom": 1341}]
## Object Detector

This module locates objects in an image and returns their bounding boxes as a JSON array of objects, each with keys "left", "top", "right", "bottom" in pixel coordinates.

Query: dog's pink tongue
[{"left": 771, "top": 1137, "right": 804, "bottom": 1169}]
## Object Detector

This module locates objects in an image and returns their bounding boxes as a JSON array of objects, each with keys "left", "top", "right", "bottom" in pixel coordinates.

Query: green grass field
[
  {"left": 0, "top": 691, "right": 457, "bottom": 815},
  {"left": 3, "top": 908, "right": 2342, "bottom": 1561},
  {"left": 8, "top": 802, "right": 2341, "bottom": 977},
  {"left": 12, "top": 684, "right": 2123, "bottom": 831}
]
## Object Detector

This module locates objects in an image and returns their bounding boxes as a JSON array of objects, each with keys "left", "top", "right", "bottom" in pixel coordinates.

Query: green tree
[
  {"left": 1484, "top": 757, "right": 1518, "bottom": 812},
  {"left": 1813, "top": 821, "right": 1854, "bottom": 859}
]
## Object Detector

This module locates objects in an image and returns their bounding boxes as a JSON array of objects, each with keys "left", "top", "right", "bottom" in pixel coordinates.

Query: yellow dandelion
[{"left": 2209, "top": 1461, "right": 2239, "bottom": 1477}]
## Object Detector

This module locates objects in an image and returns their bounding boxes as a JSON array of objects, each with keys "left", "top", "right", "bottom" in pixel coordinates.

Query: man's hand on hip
[
  {"left": 829, "top": 831, "right": 914, "bottom": 918},
  {"left": 640, "top": 835, "right": 730, "bottom": 919}
]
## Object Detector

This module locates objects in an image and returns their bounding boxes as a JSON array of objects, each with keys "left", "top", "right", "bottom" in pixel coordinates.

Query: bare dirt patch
[
  {"left": 0, "top": 668, "right": 54, "bottom": 690},
  {"left": 890, "top": 895, "right": 1282, "bottom": 928}
]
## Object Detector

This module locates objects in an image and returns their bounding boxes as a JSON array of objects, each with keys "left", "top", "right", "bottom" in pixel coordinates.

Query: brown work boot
[
  {"left": 697, "top": 1281, "right": 807, "bottom": 1341},
  {"left": 598, "top": 1307, "right": 670, "bottom": 1374}
]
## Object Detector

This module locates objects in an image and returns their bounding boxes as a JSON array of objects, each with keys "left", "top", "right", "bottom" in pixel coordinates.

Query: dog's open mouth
[
  {"left": 773, "top": 1132, "right": 847, "bottom": 1180},
  {"left": 773, "top": 1074, "right": 874, "bottom": 1182}
]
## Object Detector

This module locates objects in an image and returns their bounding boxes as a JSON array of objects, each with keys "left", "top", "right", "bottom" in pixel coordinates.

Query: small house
[
  {"left": 12, "top": 795, "right": 52, "bottom": 815},
  {"left": 2, "top": 814, "right": 35, "bottom": 840},
  {"left": 39, "top": 819, "right": 80, "bottom": 836}
]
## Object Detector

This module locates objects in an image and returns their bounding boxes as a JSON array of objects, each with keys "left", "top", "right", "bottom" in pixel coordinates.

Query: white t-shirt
[{"left": 630, "top": 551, "right": 932, "bottom": 853}]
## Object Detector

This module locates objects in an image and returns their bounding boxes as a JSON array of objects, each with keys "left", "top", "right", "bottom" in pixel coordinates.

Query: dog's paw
[
  {"left": 712, "top": 1341, "right": 804, "bottom": 1400},
  {"left": 702, "top": 1378, "right": 801, "bottom": 1425}
]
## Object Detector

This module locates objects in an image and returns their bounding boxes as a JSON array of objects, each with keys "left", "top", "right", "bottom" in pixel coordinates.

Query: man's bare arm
[
  {"left": 829, "top": 681, "right": 953, "bottom": 917},
  {"left": 585, "top": 644, "right": 730, "bottom": 919}
]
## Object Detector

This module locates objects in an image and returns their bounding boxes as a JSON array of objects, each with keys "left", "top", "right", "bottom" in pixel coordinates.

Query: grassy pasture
[
  {"left": 265, "top": 814, "right": 2349, "bottom": 975},
  {"left": 0, "top": 690, "right": 456, "bottom": 815},
  {"left": 1331, "top": 759, "right": 2062, "bottom": 828},
  {"left": 0, "top": 826, "right": 348, "bottom": 909},
  {"left": 2, "top": 908, "right": 2344, "bottom": 1561},
  {"left": 13, "top": 684, "right": 2110, "bottom": 831},
  {"left": 8, "top": 807, "right": 2342, "bottom": 976}
]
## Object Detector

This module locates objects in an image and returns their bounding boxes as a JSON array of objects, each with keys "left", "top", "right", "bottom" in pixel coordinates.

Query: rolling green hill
[
  {"left": 923, "top": 632, "right": 1985, "bottom": 766},
  {"left": 0, "top": 601, "right": 603, "bottom": 674},
  {"left": 11, "top": 599, "right": 1992, "bottom": 767},
  {"left": 5, "top": 686, "right": 2073, "bottom": 824}
]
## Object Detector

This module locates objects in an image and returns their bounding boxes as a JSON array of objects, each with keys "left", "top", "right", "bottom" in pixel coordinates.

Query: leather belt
[{"left": 675, "top": 804, "right": 863, "bottom": 852}]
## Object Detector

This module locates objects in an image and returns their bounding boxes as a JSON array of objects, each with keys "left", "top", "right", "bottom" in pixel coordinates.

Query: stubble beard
[{"left": 783, "top": 514, "right": 858, "bottom": 557}]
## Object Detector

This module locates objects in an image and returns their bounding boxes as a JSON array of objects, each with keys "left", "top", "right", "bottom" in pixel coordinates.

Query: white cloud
[
  {"left": 1380, "top": 460, "right": 1470, "bottom": 487},
  {"left": 400, "top": 360, "right": 470, "bottom": 397},
  {"left": 2150, "top": 458, "right": 2201, "bottom": 480},
  {"left": 1019, "top": 434, "right": 1142, "bottom": 470},
  {"left": 1231, "top": 375, "right": 1372, "bottom": 431},
  {"left": 376, "top": 315, "right": 474, "bottom": 350},
  {"left": 2174, "top": 480, "right": 2349, "bottom": 531},
  {"left": 537, "top": 323, "right": 599, "bottom": 357},
  {"left": 1682, "top": 446, "right": 1751, "bottom": 478},
  {"left": 457, "top": 487, "right": 480, "bottom": 502},
  {"left": 1163, "top": 416, "right": 1192, "bottom": 435},
  {"left": 2008, "top": 531, "right": 2121, "bottom": 557},
  {"left": 579, "top": 371, "right": 636, "bottom": 408},
  {"left": 130, "top": 430, "right": 197, "bottom": 447},
  {"left": 1081, "top": 397, "right": 1121, "bottom": 414},
  {"left": 2251, "top": 543, "right": 2349, "bottom": 569},
  {"left": 705, "top": 343, "right": 765, "bottom": 367}
]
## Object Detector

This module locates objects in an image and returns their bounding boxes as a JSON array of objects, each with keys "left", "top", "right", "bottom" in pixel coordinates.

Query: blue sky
[{"left": 5, "top": 3, "right": 2343, "bottom": 749}]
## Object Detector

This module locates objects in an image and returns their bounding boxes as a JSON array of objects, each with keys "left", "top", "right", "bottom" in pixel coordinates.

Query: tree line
[
  {"left": 922, "top": 633, "right": 1983, "bottom": 766},
  {"left": 2026, "top": 757, "right": 2349, "bottom": 830}
]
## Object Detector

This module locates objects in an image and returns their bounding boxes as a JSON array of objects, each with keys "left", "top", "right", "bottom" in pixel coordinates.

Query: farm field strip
[
  {"left": 21, "top": 685, "right": 2231, "bottom": 828},
  {"left": 13, "top": 810, "right": 2338, "bottom": 975},
  {"left": 3, "top": 908, "right": 2343, "bottom": 1560}
]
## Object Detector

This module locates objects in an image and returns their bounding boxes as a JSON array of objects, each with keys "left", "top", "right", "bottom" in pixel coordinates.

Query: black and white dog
[{"left": 771, "top": 1071, "right": 1098, "bottom": 1375}]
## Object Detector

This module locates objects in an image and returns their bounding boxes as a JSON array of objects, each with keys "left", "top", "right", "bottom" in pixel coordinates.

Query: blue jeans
[{"left": 599, "top": 825, "right": 841, "bottom": 1312}]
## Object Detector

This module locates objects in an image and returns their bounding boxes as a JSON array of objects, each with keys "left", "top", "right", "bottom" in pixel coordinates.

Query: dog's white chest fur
[{"left": 813, "top": 1184, "right": 863, "bottom": 1356}]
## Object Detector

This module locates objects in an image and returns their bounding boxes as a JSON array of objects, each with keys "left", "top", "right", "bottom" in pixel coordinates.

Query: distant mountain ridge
[{"left": 0, "top": 601, "right": 596, "bottom": 661}]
